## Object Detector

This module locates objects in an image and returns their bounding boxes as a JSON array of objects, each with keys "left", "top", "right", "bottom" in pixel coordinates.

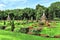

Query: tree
[
  {"left": 36, "top": 4, "right": 46, "bottom": 21},
  {"left": 0, "top": 2, "right": 60, "bottom": 20},
  {"left": 48, "top": 2, "right": 60, "bottom": 20},
  {"left": 23, "top": 8, "right": 35, "bottom": 20}
]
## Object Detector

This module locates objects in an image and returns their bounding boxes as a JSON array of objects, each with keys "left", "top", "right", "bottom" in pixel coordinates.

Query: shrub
[
  {"left": 11, "top": 18, "right": 15, "bottom": 31},
  {"left": 39, "top": 22, "right": 44, "bottom": 26},
  {"left": 0, "top": 26, "right": 6, "bottom": 30},
  {"left": 1, "top": 26, "right": 6, "bottom": 30},
  {"left": 3, "top": 20, "right": 6, "bottom": 25},
  {"left": 1, "top": 20, "right": 6, "bottom": 30},
  {"left": 33, "top": 29, "right": 41, "bottom": 35},
  {"left": 19, "top": 28, "right": 29, "bottom": 33},
  {"left": 17, "top": 22, "right": 20, "bottom": 25}
]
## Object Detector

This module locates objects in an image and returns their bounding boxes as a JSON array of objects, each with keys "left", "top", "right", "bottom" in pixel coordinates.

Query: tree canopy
[{"left": 0, "top": 2, "right": 60, "bottom": 20}]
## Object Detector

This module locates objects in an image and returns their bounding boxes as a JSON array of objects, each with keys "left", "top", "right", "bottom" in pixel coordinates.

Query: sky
[{"left": 0, "top": 0, "right": 60, "bottom": 10}]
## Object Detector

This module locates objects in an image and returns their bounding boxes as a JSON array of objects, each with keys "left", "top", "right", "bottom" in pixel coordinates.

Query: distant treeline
[{"left": 0, "top": 2, "right": 60, "bottom": 20}]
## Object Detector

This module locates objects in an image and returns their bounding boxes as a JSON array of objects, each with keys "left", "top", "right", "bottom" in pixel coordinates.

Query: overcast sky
[{"left": 0, "top": 0, "right": 60, "bottom": 10}]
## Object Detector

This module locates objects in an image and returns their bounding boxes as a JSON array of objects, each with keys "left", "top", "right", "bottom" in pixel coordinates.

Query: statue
[
  {"left": 40, "top": 10, "right": 47, "bottom": 24},
  {"left": 7, "top": 15, "right": 11, "bottom": 20},
  {"left": 39, "top": 10, "right": 51, "bottom": 27}
]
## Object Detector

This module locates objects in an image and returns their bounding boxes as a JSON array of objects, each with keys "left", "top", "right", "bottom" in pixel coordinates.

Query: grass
[
  {"left": 0, "top": 20, "right": 60, "bottom": 40},
  {"left": 0, "top": 30, "right": 60, "bottom": 40},
  {"left": 41, "top": 27, "right": 60, "bottom": 37}
]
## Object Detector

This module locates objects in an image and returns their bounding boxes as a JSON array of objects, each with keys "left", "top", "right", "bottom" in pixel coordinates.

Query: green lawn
[
  {"left": 0, "top": 20, "right": 60, "bottom": 40},
  {"left": 0, "top": 30, "right": 60, "bottom": 40}
]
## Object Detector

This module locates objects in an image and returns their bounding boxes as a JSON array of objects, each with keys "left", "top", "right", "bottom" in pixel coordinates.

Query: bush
[
  {"left": 0, "top": 20, "right": 7, "bottom": 30},
  {"left": 39, "top": 22, "right": 44, "bottom": 26},
  {"left": 0, "top": 25, "right": 6, "bottom": 30},
  {"left": 11, "top": 18, "right": 15, "bottom": 31},
  {"left": 33, "top": 29, "right": 41, "bottom": 35},
  {"left": 19, "top": 28, "right": 29, "bottom": 33},
  {"left": 54, "top": 18, "right": 60, "bottom": 21}
]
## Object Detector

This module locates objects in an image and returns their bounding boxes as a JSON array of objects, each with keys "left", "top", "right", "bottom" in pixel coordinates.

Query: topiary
[{"left": 11, "top": 18, "right": 15, "bottom": 31}]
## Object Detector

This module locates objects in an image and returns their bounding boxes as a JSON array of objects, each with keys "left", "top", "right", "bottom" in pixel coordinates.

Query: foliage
[
  {"left": 39, "top": 22, "right": 44, "bottom": 26},
  {"left": 11, "top": 18, "right": 15, "bottom": 31},
  {"left": 46, "top": 2, "right": 60, "bottom": 20},
  {"left": 0, "top": 2, "right": 60, "bottom": 20}
]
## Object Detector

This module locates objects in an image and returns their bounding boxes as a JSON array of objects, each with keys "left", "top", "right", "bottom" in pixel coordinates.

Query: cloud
[
  {"left": 0, "top": 0, "right": 28, "bottom": 10},
  {"left": 1, "top": 0, "right": 27, "bottom": 4},
  {"left": 0, "top": 0, "right": 60, "bottom": 10},
  {"left": 0, "top": 4, "right": 6, "bottom": 7},
  {"left": 0, "top": 4, "right": 6, "bottom": 10},
  {"left": 34, "top": 0, "right": 60, "bottom": 7}
]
